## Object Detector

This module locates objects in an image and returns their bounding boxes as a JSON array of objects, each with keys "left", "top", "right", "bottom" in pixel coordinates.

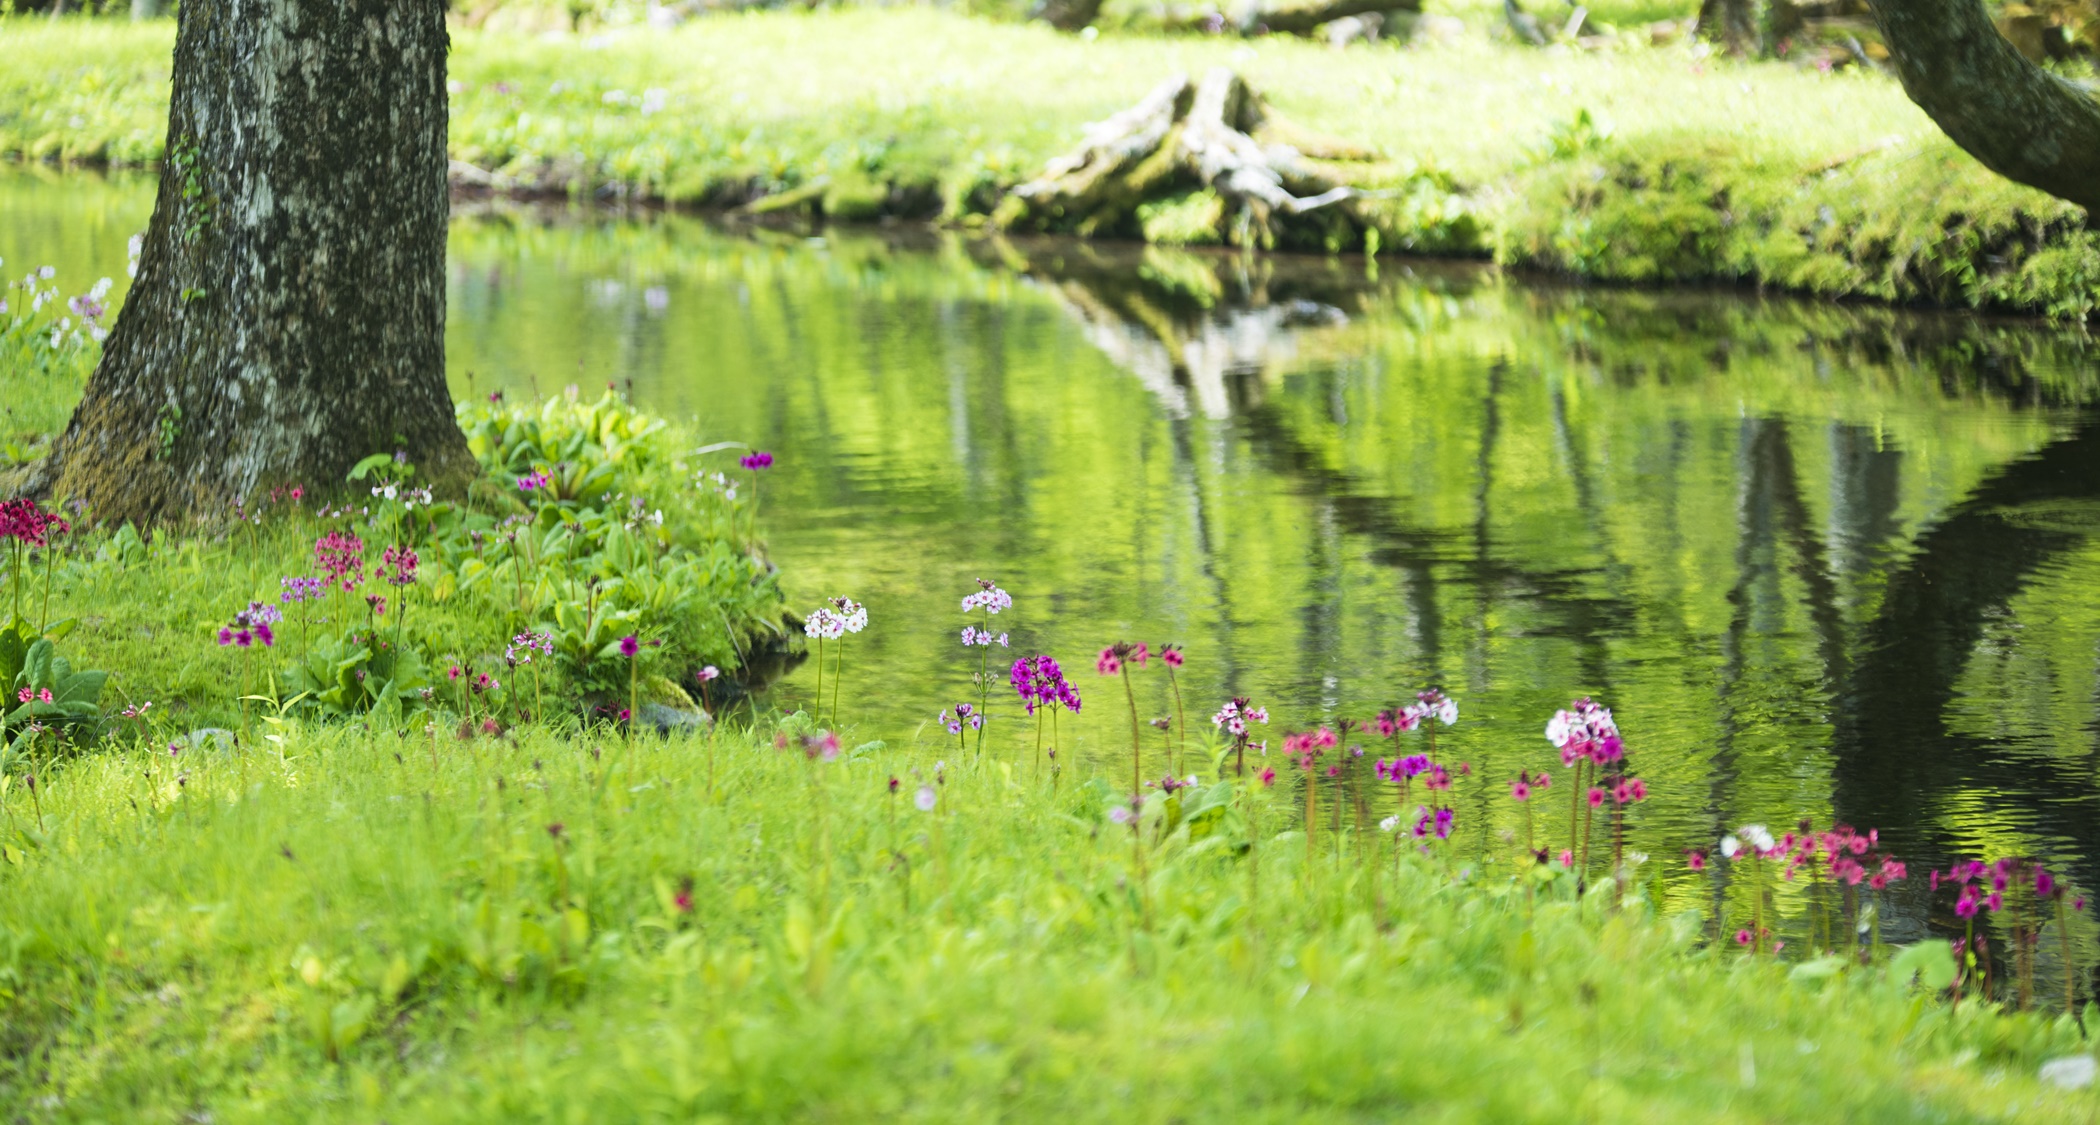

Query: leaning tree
[
  {"left": 31, "top": 0, "right": 473, "bottom": 526},
  {"left": 1870, "top": 0, "right": 2100, "bottom": 215}
]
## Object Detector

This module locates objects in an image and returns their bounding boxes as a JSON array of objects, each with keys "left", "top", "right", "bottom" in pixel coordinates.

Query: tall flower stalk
[
  {"left": 1159, "top": 644, "right": 1187, "bottom": 774},
  {"left": 1098, "top": 643, "right": 1148, "bottom": 794},
  {"left": 805, "top": 605, "right": 845, "bottom": 728},
  {"left": 1012, "top": 655, "right": 1080, "bottom": 782},
  {"left": 1212, "top": 697, "right": 1269, "bottom": 778},
  {"left": 826, "top": 596, "right": 867, "bottom": 729},
  {"left": 959, "top": 580, "right": 1011, "bottom": 754}
]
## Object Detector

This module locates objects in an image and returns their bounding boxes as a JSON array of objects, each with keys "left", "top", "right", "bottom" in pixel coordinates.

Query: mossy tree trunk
[
  {"left": 1869, "top": 0, "right": 2100, "bottom": 215},
  {"left": 35, "top": 0, "right": 472, "bottom": 526}
]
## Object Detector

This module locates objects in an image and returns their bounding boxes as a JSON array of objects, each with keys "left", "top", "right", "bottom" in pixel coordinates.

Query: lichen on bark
[{"left": 28, "top": 0, "right": 472, "bottom": 527}]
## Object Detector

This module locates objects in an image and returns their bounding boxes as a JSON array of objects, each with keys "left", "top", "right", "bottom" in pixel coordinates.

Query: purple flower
[
  {"left": 2037, "top": 869, "right": 2057, "bottom": 898},
  {"left": 619, "top": 635, "right": 640, "bottom": 658},
  {"left": 217, "top": 627, "right": 234, "bottom": 646},
  {"left": 1433, "top": 807, "right": 1455, "bottom": 839},
  {"left": 739, "top": 451, "right": 774, "bottom": 471}
]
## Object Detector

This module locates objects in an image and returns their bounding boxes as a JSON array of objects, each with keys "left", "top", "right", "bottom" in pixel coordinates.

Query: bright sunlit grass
[{"left": 2, "top": 718, "right": 2095, "bottom": 1122}]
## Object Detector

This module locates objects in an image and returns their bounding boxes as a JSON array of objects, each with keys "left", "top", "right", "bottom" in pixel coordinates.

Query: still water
[{"left": 11, "top": 172, "right": 2100, "bottom": 944}]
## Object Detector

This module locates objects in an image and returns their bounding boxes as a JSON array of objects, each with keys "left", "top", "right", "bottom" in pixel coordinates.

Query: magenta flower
[
  {"left": 696, "top": 666, "right": 720, "bottom": 683},
  {"left": 1510, "top": 777, "right": 1532, "bottom": 801},
  {"left": 1434, "top": 807, "right": 1455, "bottom": 839},
  {"left": 739, "top": 451, "right": 774, "bottom": 471},
  {"left": 1161, "top": 644, "right": 1184, "bottom": 668},
  {"left": 1258, "top": 767, "right": 1276, "bottom": 786},
  {"left": 217, "top": 627, "right": 234, "bottom": 646},
  {"left": 1735, "top": 929, "right": 1753, "bottom": 946},
  {"left": 619, "top": 635, "right": 640, "bottom": 658},
  {"left": 1686, "top": 849, "right": 1707, "bottom": 872},
  {"left": 1587, "top": 787, "right": 1605, "bottom": 808},
  {"left": 1096, "top": 648, "right": 1121, "bottom": 675},
  {"left": 2037, "top": 869, "right": 2057, "bottom": 898}
]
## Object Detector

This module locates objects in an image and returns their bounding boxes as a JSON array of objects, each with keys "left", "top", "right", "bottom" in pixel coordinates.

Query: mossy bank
[{"left": 5, "top": 10, "right": 2098, "bottom": 315}]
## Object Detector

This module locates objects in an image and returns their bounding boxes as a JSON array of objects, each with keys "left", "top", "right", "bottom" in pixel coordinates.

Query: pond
[{"left": 11, "top": 171, "right": 2100, "bottom": 929}]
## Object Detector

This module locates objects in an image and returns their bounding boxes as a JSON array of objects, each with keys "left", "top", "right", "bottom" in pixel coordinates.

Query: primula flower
[
  {"left": 960, "top": 579, "right": 1012, "bottom": 614},
  {"left": 1559, "top": 849, "right": 1574, "bottom": 868},
  {"left": 696, "top": 666, "right": 720, "bottom": 682},
  {"left": 738, "top": 451, "right": 774, "bottom": 471},
  {"left": 382, "top": 545, "right": 419, "bottom": 587},
  {"left": 1161, "top": 644, "right": 1184, "bottom": 668},
  {"left": 807, "top": 608, "right": 845, "bottom": 642},
  {"left": 915, "top": 785, "right": 937, "bottom": 811},
  {"left": 1510, "top": 776, "right": 1532, "bottom": 801},
  {"left": 1258, "top": 767, "right": 1276, "bottom": 786},
  {"left": 1686, "top": 849, "right": 1707, "bottom": 871},
  {"left": 1587, "top": 787, "right": 1606, "bottom": 808},
  {"left": 1096, "top": 648, "right": 1121, "bottom": 675},
  {"left": 1735, "top": 929, "right": 1753, "bottom": 946},
  {"left": 1434, "top": 807, "right": 1455, "bottom": 839},
  {"left": 1415, "top": 689, "right": 1458, "bottom": 726},
  {"left": 828, "top": 596, "right": 868, "bottom": 633},
  {"left": 2036, "top": 869, "right": 2057, "bottom": 898}
]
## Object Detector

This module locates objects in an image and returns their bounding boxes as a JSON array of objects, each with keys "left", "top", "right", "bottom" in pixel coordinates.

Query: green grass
[
  {"left": 2, "top": 717, "right": 2096, "bottom": 1122},
  {"left": 4, "top": 10, "right": 2098, "bottom": 313}
]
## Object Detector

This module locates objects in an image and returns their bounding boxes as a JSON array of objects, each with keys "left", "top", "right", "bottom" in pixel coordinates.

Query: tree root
[{"left": 991, "top": 69, "right": 1378, "bottom": 252}]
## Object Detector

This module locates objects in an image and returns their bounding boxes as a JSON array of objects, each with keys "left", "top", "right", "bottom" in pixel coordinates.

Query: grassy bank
[
  {"left": 4, "top": 11, "right": 2098, "bottom": 315},
  {"left": 1, "top": 717, "right": 2094, "bottom": 1122}
]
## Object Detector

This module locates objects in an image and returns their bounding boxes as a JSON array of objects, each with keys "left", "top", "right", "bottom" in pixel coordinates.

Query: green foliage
[
  {"left": 281, "top": 632, "right": 431, "bottom": 719},
  {"left": 0, "top": 722, "right": 2094, "bottom": 1121}
]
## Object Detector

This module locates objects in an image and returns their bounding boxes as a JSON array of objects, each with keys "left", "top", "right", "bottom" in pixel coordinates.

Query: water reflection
[{"left": 9, "top": 177, "right": 2100, "bottom": 971}]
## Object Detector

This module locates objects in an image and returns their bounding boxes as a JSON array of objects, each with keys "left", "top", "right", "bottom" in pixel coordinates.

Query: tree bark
[
  {"left": 1869, "top": 0, "right": 2100, "bottom": 215},
  {"left": 33, "top": 0, "right": 472, "bottom": 526}
]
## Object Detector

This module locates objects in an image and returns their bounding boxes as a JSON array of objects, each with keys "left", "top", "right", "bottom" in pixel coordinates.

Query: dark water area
[{"left": 11, "top": 172, "right": 2100, "bottom": 960}]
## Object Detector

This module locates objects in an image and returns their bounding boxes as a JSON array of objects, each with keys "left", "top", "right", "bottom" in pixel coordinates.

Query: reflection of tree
[
  {"left": 1837, "top": 418, "right": 2100, "bottom": 875},
  {"left": 997, "top": 231, "right": 2100, "bottom": 897}
]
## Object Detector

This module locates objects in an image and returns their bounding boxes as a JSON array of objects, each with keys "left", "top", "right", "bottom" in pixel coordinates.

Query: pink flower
[
  {"left": 696, "top": 666, "right": 720, "bottom": 682},
  {"left": 1587, "top": 787, "right": 1605, "bottom": 808},
  {"left": 1129, "top": 643, "right": 1149, "bottom": 666},
  {"left": 1259, "top": 767, "right": 1276, "bottom": 787},
  {"left": 1161, "top": 645, "right": 1184, "bottom": 668},
  {"left": 1559, "top": 849, "right": 1574, "bottom": 868},
  {"left": 1686, "top": 850, "right": 1707, "bottom": 872},
  {"left": 1510, "top": 778, "right": 1532, "bottom": 801},
  {"left": 1311, "top": 726, "right": 1337, "bottom": 749},
  {"left": 217, "top": 627, "right": 234, "bottom": 646},
  {"left": 1096, "top": 648, "right": 1121, "bottom": 676},
  {"left": 619, "top": 635, "right": 641, "bottom": 658},
  {"left": 1735, "top": 929, "right": 1752, "bottom": 946}
]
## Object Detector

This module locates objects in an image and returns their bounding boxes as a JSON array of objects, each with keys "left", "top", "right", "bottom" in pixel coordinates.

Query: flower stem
[
  {"left": 1167, "top": 666, "right": 1185, "bottom": 776},
  {"left": 1120, "top": 665, "right": 1141, "bottom": 795}
]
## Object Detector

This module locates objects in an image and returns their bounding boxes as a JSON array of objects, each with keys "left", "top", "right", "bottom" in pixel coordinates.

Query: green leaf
[
  {"left": 1889, "top": 940, "right": 1957, "bottom": 991},
  {"left": 1789, "top": 955, "right": 1850, "bottom": 981},
  {"left": 345, "top": 452, "right": 398, "bottom": 481}
]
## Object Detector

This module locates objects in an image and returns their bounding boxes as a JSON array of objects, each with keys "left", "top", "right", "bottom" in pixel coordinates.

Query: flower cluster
[
  {"left": 279, "top": 575, "right": 326, "bottom": 604},
  {"left": 960, "top": 625, "right": 1009, "bottom": 647},
  {"left": 506, "top": 631, "right": 553, "bottom": 664},
  {"left": 807, "top": 607, "right": 847, "bottom": 641},
  {"left": 1210, "top": 697, "right": 1269, "bottom": 737},
  {"left": 1376, "top": 754, "right": 1432, "bottom": 783},
  {"left": 1010, "top": 654, "right": 1081, "bottom": 715},
  {"left": 516, "top": 468, "right": 554, "bottom": 492},
  {"left": 1412, "top": 806, "right": 1456, "bottom": 840},
  {"left": 380, "top": 544, "right": 419, "bottom": 587},
  {"left": 0, "top": 498, "right": 69, "bottom": 548},
  {"left": 1096, "top": 641, "right": 1147, "bottom": 675},
  {"left": 960, "top": 579, "right": 1012, "bottom": 615},
  {"left": 217, "top": 602, "right": 282, "bottom": 648},
  {"left": 1282, "top": 726, "right": 1338, "bottom": 771},
  {"left": 827, "top": 596, "right": 868, "bottom": 633},
  {"left": 16, "top": 686, "right": 52, "bottom": 704},
  {"left": 314, "top": 531, "right": 365, "bottom": 589},
  {"left": 739, "top": 451, "right": 774, "bottom": 471},
  {"left": 939, "top": 702, "right": 984, "bottom": 734},
  {"left": 1546, "top": 696, "right": 1622, "bottom": 765}
]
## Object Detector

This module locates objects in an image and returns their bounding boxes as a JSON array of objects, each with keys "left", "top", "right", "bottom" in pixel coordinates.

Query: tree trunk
[
  {"left": 32, "top": 0, "right": 472, "bottom": 526},
  {"left": 1868, "top": 0, "right": 2100, "bottom": 215}
]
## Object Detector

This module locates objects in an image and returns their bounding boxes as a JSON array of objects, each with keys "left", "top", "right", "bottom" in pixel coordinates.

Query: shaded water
[{"left": 12, "top": 173, "right": 2100, "bottom": 952}]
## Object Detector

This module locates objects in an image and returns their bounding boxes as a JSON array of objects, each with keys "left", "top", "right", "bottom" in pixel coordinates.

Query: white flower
[
  {"left": 37, "top": 265, "right": 53, "bottom": 280},
  {"left": 1380, "top": 815, "right": 1401, "bottom": 833},
  {"left": 1108, "top": 806, "right": 1133, "bottom": 825},
  {"left": 1436, "top": 698, "right": 1458, "bottom": 725},
  {"left": 90, "top": 277, "right": 111, "bottom": 301},
  {"left": 806, "top": 607, "right": 846, "bottom": 641},
  {"left": 1546, "top": 712, "right": 1575, "bottom": 746},
  {"left": 1740, "top": 824, "right": 1774, "bottom": 852},
  {"left": 915, "top": 786, "right": 937, "bottom": 812},
  {"left": 1719, "top": 835, "right": 1740, "bottom": 859}
]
